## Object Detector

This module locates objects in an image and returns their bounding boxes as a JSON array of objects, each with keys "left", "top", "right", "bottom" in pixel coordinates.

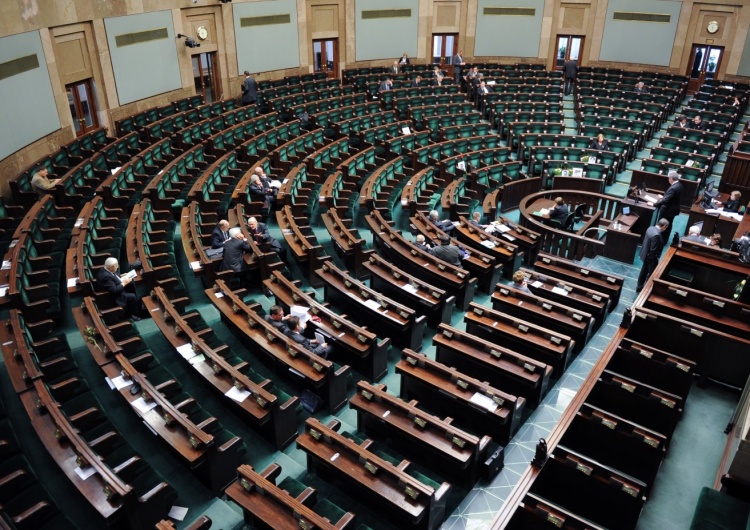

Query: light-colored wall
[
  {"left": 354, "top": 0, "right": 419, "bottom": 61},
  {"left": 475, "top": 0, "right": 545, "bottom": 58},
  {"left": 599, "top": 0, "right": 683, "bottom": 66},
  {"left": 233, "top": 0, "right": 301, "bottom": 74},
  {"left": 0, "top": 30, "right": 60, "bottom": 162},
  {"left": 103, "top": 11, "right": 182, "bottom": 105}
]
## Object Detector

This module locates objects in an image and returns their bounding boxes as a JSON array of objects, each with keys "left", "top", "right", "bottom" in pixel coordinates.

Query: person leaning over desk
[{"left": 716, "top": 191, "right": 743, "bottom": 213}]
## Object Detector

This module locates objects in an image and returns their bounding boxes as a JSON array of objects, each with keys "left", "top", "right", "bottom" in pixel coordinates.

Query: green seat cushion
[
  {"left": 278, "top": 476, "right": 306, "bottom": 498},
  {"left": 689, "top": 487, "right": 750, "bottom": 530}
]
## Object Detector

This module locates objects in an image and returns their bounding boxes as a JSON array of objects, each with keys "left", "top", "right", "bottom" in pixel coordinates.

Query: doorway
[
  {"left": 686, "top": 45, "right": 723, "bottom": 92},
  {"left": 192, "top": 52, "right": 220, "bottom": 103},
  {"left": 313, "top": 39, "right": 338, "bottom": 79},
  {"left": 432, "top": 33, "right": 458, "bottom": 72},
  {"left": 555, "top": 35, "right": 584, "bottom": 69},
  {"left": 66, "top": 80, "right": 99, "bottom": 136}
]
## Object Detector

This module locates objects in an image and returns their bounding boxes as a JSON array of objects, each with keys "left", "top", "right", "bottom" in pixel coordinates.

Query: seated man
[
  {"left": 476, "top": 80, "right": 491, "bottom": 96},
  {"left": 220, "top": 227, "right": 252, "bottom": 273},
  {"left": 682, "top": 225, "right": 705, "bottom": 244},
  {"left": 468, "top": 211, "right": 486, "bottom": 229},
  {"left": 634, "top": 81, "right": 649, "bottom": 94},
  {"left": 414, "top": 233, "right": 432, "bottom": 252},
  {"left": 411, "top": 75, "right": 422, "bottom": 87},
  {"left": 31, "top": 167, "right": 60, "bottom": 198},
  {"left": 285, "top": 316, "right": 331, "bottom": 359},
  {"left": 211, "top": 219, "right": 232, "bottom": 249},
  {"left": 428, "top": 209, "right": 456, "bottom": 236},
  {"left": 378, "top": 78, "right": 393, "bottom": 92},
  {"left": 548, "top": 197, "right": 570, "bottom": 225},
  {"left": 511, "top": 270, "right": 531, "bottom": 294},
  {"left": 249, "top": 172, "right": 277, "bottom": 212},
  {"left": 676, "top": 115, "right": 689, "bottom": 128},
  {"left": 247, "top": 216, "right": 285, "bottom": 261},
  {"left": 96, "top": 257, "right": 141, "bottom": 321},
  {"left": 265, "top": 305, "right": 291, "bottom": 332},
  {"left": 691, "top": 115, "right": 708, "bottom": 131},
  {"left": 429, "top": 234, "right": 463, "bottom": 267}
]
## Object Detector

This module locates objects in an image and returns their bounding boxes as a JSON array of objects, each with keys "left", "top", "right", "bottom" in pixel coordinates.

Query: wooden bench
[
  {"left": 534, "top": 252, "right": 625, "bottom": 308},
  {"left": 321, "top": 207, "right": 373, "bottom": 280}
]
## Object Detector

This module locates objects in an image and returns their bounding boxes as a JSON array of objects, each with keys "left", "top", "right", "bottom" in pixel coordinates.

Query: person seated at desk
[
  {"left": 96, "top": 257, "right": 141, "bottom": 320},
  {"left": 589, "top": 133, "right": 609, "bottom": 151},
  {"left": 31, "top": 167, "right": 60, "bottom": 198},
  {"left": 732, "top": 96, "right": 741, "bottom": 108},
  {"left": 414, "top": 233, "right": 432, "bottom": 252},
  {"left": 429, "top": 234, "right": 463, "bottom": 267},
  {"left": 476, "top": 80, "right": 491, "bottom": 96},
  {"left": 411, "top": 75, "right": 422, "bottom": 87},
  {"left": 285, "top": 316, "right": 331, "bottom": 359},
  {"left": 511, "top": 270, "right": 531, "bottom": 294},
  {"left": 548, "top": 197, "right": 570, "bottom": 224},
  {"left": 249, "top": 171, "right": 277, "bottom": 212},
  {"left": 682, "top": 225, "right": 705, "bottom": 244},
  {"left": 378, "top": 78, "right": 393, "bottom": 92},
  {"left": 716, "top": 190, "right": 743, "bottom": 213},
  {"left": 265, "top": 305, "right": 291, "bottom": 332},
  {"left": 634, "top": 81, "right": 649, "bottom": 94},
  {"left": 211, "top": 219, "right": 232, "bottom": 249},
  {"left": 220, "top": 227, "right": 252, "bottom": 274},
  {"left": 428, "top": 209, "right": 456, "bottom": 236},
  {"left": 469, "top": 211, "right": 486, "bottom": 229},
  {"left": 676, "top": 115, "right": 689, "bottom": 128},
  {"left": 433, "top": 67, "right": 444, "bottom": 87},
  {"left": 465, "top": 66, "right": 479, "bottom": 83},
  {"left": 247, "top": 216, "right": 285, "bottom": 261},
  {"left": 691, "top": 115, "right": 708, "bottom": 131},
  {"left": 708, "top": 233, "right": 722, "bottom": 247}
]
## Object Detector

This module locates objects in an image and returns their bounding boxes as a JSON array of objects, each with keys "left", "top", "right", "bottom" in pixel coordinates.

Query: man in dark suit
[
  {"left": 399, "top": 53, "right": 410, "bottom": 66},
  {"left": 636, "top": 219, "right": 669, "bottom": 292},
  {"left": 285, "top": 316, "right": 331, "bottom": 359},
  {"left": 469, "top": 211, "right": 486, "bottom": 229},
  {"left": 452, "top": 50, "right": 465, "bottom": 84},
  {"left": 265, "top": 305, "right": 291, "bottom": 332},
  {"left": 548, "top": 197, "right": 570, "bottom": 225},
  {"left": 378, "top": 78, "right": 392, "bottom": 93},
  {"left": 634, "top": 81, "right": 649, "bottom": 94},
  {"left": 563, "top": 59, "right": 578, "bottom": 96},
  {"left": 247, "top": 216, "right": 285, "bottom": 261},
  {"left": 691, "top": 115, "right": 708, "bottom": 131},
  {"left": 410, "top": 75, "right": 422, "bottom": 87},
  {"left": 241, "top": 71, "right": 257, "bottom": 106},
  {"left": 249, "top": 170, "right": 277, "bottom": 212},
  {"left": 211, "top": 219, "right": 231, "bottom": 249},
  {"left": 220, "top": 227, "right": 251, "bottom": 273},
  {"left": 430, "top": 234, "right": 463, "bottom": 267},
  {"left": 476, "top": 80, "right": 491, "bottom": 96},
  {"left": 428, "top": 210, "right": 455, "bottom": 236},
  {"left": 96, "top": 257, "right": 141, "bottom": 320},
  {"left": 649, "top": 171, "right": 683, "bottom": 244}
]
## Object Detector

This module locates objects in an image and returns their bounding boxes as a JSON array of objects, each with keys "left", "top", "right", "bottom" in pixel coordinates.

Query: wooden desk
[
  {"left": 685, "top": 192, "right": 748, "bottom": 247},
  {"left": 535, "top": 253, "right": 625, "bottom": 309},
  {"left": 296, "top": 418, "right": 450, "bottom": 530},
  {"left": 350, "top": 381, "right": 495, "bottom": 486}
]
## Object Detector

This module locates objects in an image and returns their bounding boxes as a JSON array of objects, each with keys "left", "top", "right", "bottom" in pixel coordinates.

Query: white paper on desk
[
  {"left": 401, "top": 199, "right": 409, "bottom": 206},
  {"left": 282, "top": 179, "right": 289, "bottom": 184},
  {"left": 531, "top": 281, "right": 543, "bottom": 288},
  {"left": 110, "top": 167, "right": 121, "bottom": 175},
  {"left": 289, "top": 367, "right": 305, "bottom": 378},
  {"left": 269, "top": 180, "right": 282, "bottom": 188},
  {"left": 73, "top": 462, "right": 97, "bottom": 480},
  {"left": 66, "top": 278, "right": 78, "bottom": 288},
  {"left": 189, "top": 261, "right": 201, "bottom": 271},
  {"left": 492, "top": 223, "right": 511, "bottom": 233},
  {"left": 644, "top": 194, "right": 659, "bottom": 203},
  {"left": 721, "top": 212, "right": 744, "bottom": 221},
  {"left": 105, "top": 377, "right": 115, "bottom": 390},
  {"left": 502, "top": 233, "right": 516, "bottom": 241},
  {"left": 290, "top": 305, "right": 310, "bottom": 325},
  {"left": 470, "top": 392, "right": 498, "bottom": 412},
  {"left": 177, "top": 343, "right": 197, "bottom": 360},
  {"left": 1, "top": 261, "right": 10, "bottom": 270},
  {"left": 705, "top": 208, "right": 721, "bottom": 215},
  {"left": 551, "top": 286, "right": 569, "bottom": 296},
  {"left": 363, "top": 299, "right": 381, "bottom": 310},
  {"left": 9, "top": 240, "right": 17, "bottom": 248},
  {"left": 168, "top": 506, "right": 189, "bottom": 522},
  {"left": 539, "top": 208, "right": 549, "bottom": 216},
  {"left": 0, "top": 286, "right": 8, "bottom": 297},
  {"left": 225, "top": 386, "right": 251, "bottom": 403},
  {"left": 314, "top": 331, "right": 326, "bottom": 345},
  {"left": 480, "top": 240, "right": 496, "bottom": 249},
  {"left": 132, "top": 397, "right": 158, "bottom": 413},
  {"left": 188, "top": 354, "right": 205, "bottom": 365},
  {"left": 74, "top": 218, "right": 85, "bottom": 228},
  {"left": 452, "top": 221, "right": 460, "bottom": 226},
  {"left": 402, "top": 126, "right": 411, "bottom": 135},
  {"left": 214, "top": 292, "right": 224, "bottom": 298},
  {"left": 111, "top": 375, "right": 133, "bottom": 390}
]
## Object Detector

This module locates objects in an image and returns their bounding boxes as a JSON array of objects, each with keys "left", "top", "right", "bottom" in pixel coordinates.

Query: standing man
[
  {"left": 452, "top": 50, "right": 465, "bottom": 85},
  {"left": 563, "top": 58, "right": 578, "bottom": 96},
  {"left": 221, "top": 227, "right": 252, "bottom": 273},
  {"left": 241, "top": 71, "right": 257, "bottom": 106},
  {"left": 211, "top": 219, "right": 232, "bottom": 249},
  {"left": 636, "top": 219, "right": 669, "bottom": 292},
  {"left": 648, "top": 170, "right": 682, "bottom": 244}
]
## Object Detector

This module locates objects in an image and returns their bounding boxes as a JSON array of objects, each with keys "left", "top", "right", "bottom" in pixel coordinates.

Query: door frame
[
  {"left": 686, "top": 44, "right": 724, "bottom": 93},
  {"left": 66, "top": 79, "right": 99, "bottom": 137},
  {"left": 312, "top": 38, "right": 339, "bottom": 79}
]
